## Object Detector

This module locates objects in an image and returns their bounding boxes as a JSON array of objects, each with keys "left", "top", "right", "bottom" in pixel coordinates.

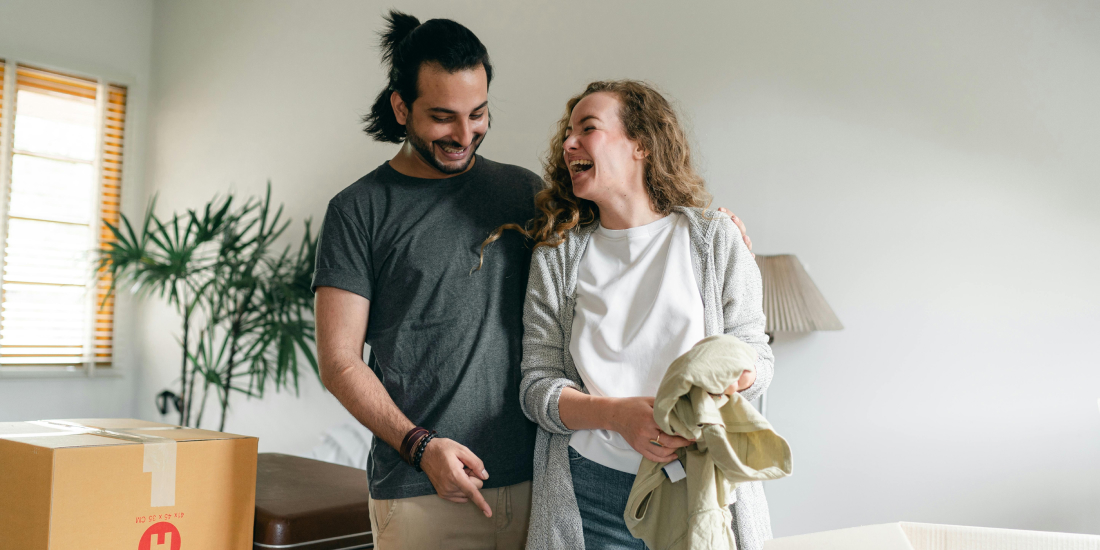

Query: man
[{"left": 312, "top": 11, "right": 753, "bottom": 549}]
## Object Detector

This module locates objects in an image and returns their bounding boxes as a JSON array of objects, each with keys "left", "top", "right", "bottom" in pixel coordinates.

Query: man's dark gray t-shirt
[{"left": 312, "top": 156, "right": 540, "bottom": 500}]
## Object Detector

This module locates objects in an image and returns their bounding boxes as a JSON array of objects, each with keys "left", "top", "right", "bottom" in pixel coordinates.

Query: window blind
[
  {"left": 0, "top": 63, "right": 126, "bottom": 369},
  {"left": 95, "top": 84, "right": 127, "bottom": 366}
]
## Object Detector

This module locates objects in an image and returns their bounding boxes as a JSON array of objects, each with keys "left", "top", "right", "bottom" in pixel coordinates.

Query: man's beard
[{"left": 406, "top": 119, "right": 485, "bottom": 175}]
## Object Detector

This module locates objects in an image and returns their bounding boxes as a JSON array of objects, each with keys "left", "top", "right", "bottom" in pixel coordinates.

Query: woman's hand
[
  {"left": 609, "top": 396, "right": 694, "bottom": 463},
  {"left": 723, "top": 368, "right": 757, "bottom": 395}
]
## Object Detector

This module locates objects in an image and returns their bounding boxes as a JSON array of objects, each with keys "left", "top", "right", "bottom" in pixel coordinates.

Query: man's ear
[
  {"left": 633, "top": 142, "right": 649, "bottom": 160},
  {"left": 390, "top": 91, "right": 409, "bottom": 126}
]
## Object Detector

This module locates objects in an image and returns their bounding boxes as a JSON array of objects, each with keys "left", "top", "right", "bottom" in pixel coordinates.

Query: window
[{"left": 0, "top": 60, "right": 127, "bottom": 373}]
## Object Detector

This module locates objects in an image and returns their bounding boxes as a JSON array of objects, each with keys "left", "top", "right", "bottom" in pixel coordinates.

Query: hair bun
[{"left": 380, "top": 10, "right": 421, "bottom": 63}]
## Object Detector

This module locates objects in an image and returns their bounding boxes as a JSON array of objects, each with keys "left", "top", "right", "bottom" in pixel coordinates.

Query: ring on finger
[{"left": 649, "top": 433, "right": 664, "bottom": 447}]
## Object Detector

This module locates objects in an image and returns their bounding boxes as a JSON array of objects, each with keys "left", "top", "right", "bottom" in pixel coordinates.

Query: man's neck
[{"left": 388, "top": 141, "right": 476, "bottom": 180}]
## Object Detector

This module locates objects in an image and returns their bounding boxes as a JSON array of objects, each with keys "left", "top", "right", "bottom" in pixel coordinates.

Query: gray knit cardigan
[{"left": 519, "top": 207, "right": 776, "bottom": 550}]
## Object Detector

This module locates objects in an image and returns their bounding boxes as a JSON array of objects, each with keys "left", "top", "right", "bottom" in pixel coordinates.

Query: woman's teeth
[{"left": 569, "top": 159, "right": 593, "bottom": 173}]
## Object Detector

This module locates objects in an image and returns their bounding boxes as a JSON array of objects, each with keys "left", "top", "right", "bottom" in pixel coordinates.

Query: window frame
[{"left": 0, "top": 55, "right": 136, "bottom": 380}]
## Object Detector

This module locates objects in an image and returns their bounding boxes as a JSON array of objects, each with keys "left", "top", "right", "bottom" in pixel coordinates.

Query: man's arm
[
  {"left": 315, "top": 286, "right": 411, "bottom": 452},
  {"left": 315, "top": 286, "right": 494, "bottom": 517}
]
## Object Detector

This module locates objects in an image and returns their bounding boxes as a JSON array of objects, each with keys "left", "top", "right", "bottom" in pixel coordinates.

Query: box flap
[
  {"left": 58, "top": 418, "right": 176, "bottom": 430},
  {"left": 0, "top": 432, "right": 53, "bottom": 548},
  {"left": 0, "top": 419, "right": 254, "bottom": 450},
  {"left": 765, "top": 523, "right": 916, "bottom": 550},
  {"left": 61, "top": 419, "right": 254, "bottom": 442}
]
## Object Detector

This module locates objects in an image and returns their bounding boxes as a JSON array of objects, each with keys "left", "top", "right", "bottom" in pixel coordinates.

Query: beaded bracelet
[{"left": 412, "top": 431, "right": 437, "bottom": 473}]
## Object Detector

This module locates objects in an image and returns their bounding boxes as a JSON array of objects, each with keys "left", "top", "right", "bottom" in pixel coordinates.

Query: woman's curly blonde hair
[{"left": 477, "top": 80, "right": 710, "bottom": 269}]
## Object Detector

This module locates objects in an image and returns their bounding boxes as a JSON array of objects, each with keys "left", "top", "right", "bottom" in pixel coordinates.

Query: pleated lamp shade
[{"left": 754, "top": 254, "right": 843, "bottom": 333}]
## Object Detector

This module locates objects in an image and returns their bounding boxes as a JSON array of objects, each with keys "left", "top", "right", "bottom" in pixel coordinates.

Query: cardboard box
[
  {"left": 0, "top": 418, "right": 258, "bottom": 550},
  {"left": 765, "top": 522, "right": 1100, "bottom": 550}
]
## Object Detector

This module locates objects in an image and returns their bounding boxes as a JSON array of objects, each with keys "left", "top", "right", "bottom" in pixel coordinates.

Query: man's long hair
[
  {"left": 477, "top": 80, "right": 711, "bottom": 268},
  {"left": 362, "top": 11, "right": 494, "bottom": 143}
]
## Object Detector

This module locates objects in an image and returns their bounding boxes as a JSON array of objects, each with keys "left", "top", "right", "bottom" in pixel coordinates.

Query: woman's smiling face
[{"left": 562, "top": 92, "right": 647, "bottom": 203}]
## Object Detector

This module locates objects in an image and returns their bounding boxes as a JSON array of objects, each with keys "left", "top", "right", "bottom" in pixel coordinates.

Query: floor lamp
[{"left": 754, "top": 254, "right": 843, "bottom": 417}]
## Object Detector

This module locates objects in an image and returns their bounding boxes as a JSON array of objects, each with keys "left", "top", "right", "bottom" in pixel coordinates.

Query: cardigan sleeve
[
  {"left": 519, "top": 244, "right": 580, "bottom": 435},
  {"left": 714, "top": 217, "right": 774, "bottom": 403}
]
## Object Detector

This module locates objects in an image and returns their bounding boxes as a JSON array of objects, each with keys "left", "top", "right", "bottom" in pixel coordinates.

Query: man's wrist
[
  {"left": 411, "top": 431, "right": 437, "bottom": 472},
  {"left": 399, "top": 426, "right": 432, "bottom": 466}
]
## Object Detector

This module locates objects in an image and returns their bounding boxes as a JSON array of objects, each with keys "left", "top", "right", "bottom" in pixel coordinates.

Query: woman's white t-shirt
[{"left": 568, "top": 212, "right": 706, "bottom": 474}]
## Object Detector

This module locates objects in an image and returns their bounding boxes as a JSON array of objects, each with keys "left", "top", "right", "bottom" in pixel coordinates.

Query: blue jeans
[{"left": 569, "top": 447, "right": 648, "bottom": 550}]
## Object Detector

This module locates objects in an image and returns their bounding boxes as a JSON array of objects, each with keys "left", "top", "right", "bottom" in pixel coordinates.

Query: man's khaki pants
[{"left": 369, "top": 480, "right": 531, "bottom": 549}]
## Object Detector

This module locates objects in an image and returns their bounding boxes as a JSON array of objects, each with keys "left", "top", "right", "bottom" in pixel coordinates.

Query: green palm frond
[{"left": 99, "top": 182, "right": 320, "bottom": 431}]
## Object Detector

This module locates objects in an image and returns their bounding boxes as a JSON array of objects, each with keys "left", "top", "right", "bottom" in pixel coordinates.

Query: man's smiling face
[{"left": 394, "top": 62, "right": 489, "bottom": 176}]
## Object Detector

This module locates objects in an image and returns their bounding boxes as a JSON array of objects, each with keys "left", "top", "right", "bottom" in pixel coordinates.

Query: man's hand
[
  {"left": 609, "top": 396, "right": 694, "bottom": 463},
  {"left": 717, "top": 207, "right": 753, "bottom": 257},
  {"left": 419, "top": 437, "right": 493, "bottom": 517}
]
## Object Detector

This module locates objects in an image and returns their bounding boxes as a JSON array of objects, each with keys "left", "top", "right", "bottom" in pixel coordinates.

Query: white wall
[
  {"left": 144, "top": 0, "right": 1100, "bottom": 537},
  {"left": 0, "top": 0, "right": 153, "bottom": 421},
  {"left": 140, "top": 0, "right": 370, "bottom": 453}
]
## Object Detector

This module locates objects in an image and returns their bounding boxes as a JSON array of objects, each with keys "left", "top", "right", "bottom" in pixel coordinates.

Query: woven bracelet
[
  {"left": 412, "top": 432, "right": 437, "bottom": 473},
  {"left": 400, "top": 427, "right": 430, "bottom": 466}
]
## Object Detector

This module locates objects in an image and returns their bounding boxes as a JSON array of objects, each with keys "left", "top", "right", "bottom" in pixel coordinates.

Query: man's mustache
[{"left": 434, "top": 136, "right": 483, "bottom": 148}]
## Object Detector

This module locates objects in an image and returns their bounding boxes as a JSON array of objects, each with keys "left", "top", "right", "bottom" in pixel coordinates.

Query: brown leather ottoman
[{"left": 254, "top": 453, "right": 373, "bottom": 550}]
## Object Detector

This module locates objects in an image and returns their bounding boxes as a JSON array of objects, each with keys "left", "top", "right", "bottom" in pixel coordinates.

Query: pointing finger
[{"left": 457, "top": 474, "right": 493, "bottom": 518}]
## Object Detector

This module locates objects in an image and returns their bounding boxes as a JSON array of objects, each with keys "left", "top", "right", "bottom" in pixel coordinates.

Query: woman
[{"left": 509, "top": 81, "right": 774, "bottom": 550}]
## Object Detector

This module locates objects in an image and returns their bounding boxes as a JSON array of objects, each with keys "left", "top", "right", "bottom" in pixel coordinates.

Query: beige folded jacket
[{"left": 624, "top": 335, "right": 794, "bottom": 550}]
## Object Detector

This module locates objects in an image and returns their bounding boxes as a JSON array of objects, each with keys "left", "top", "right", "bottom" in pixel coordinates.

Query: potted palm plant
[{"left": 100, "top": 184, "right": 318, "bottom": 430}]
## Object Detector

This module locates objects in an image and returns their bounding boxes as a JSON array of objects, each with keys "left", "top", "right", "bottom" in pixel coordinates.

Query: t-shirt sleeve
[
  {"left": 526, "top": 169, "right": 546, "bottom": 195},
  {"left": 311, "top": 202, "right": 375, "bottom": 300}
]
